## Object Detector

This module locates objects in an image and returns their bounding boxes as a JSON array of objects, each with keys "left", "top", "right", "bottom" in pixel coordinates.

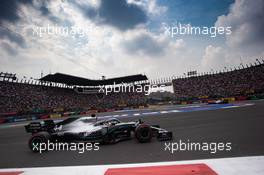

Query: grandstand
[
  {"left": 0, "top": 73, "right": 148, "bottom": 123},
  {"left": 1, "top": 61, "right": 264, "bottom": 123},
  {"left": 172, "top": 62, "right": 264, "bottom": 101}
]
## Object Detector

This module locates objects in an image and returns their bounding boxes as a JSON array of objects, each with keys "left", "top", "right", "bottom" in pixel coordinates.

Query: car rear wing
[{"left": 25, "top": 120, "right": 55, "bottom": 134}]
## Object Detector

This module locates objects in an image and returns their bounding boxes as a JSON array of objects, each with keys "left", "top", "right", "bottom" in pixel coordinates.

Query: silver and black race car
[{"left": 25, "top": 115, "right": 173, "bottom": 152}]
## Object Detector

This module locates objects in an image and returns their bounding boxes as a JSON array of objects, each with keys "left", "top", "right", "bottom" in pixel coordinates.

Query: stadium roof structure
[{"left": 39, "top": 73, "right": 148, "bottom": 86}]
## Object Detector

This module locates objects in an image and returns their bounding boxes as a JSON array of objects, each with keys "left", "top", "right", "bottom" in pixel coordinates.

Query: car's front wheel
[{"left": 135, "top": 124, "right": 153, "bottom": 143}]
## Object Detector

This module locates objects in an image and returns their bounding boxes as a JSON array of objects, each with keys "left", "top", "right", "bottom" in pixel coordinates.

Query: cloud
[
  {"left": 0, "top": 0, "right": 64, "bottom": 54},
  {"left": 98, "top": 0, "right": 147, "bottom": 30},
  {"left": 0, "top": 0, "right": 33, "bottom": 23},
  {"left": 0, "top": 27, "right": 26, "bottom": 47},
  {"left": 39, "top": 5, "right": 50, "bottom": 16},
  {"left": 0, "top": 41, "right": 18, "bottom": 56},
  {"left": 121, "top": 30, "right": 167, "bottom": 56},
  {"left": 75, "top": 0, "right": 147, "bottom": 31},
  {"left": 120, "top": 28, "right": 187, "bottom": 58},
  {"left": 201, "top": 0, "right": 264, "bottom": 71},
  {"left": 3, "top": 0, "right": 262, "bottom": 82},
  {"left": 127, "top": 0, "right": 167, "bottom": 16},
  {"left": 0, "top": 0, "right": 58, "bottom": 24},
  {"left": 0, "top": 1, "right": 192, "bottom": 80},
  {"left": 201, "top": 45, "right": 226, "bottom": 70},
  {"left": 216, "top": 0, "right": 264, "bottom": 52}
]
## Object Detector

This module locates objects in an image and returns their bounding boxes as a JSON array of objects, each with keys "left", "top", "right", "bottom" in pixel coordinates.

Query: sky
[{"left": 0, "top": 0, "right": 263, "bottom": 80}]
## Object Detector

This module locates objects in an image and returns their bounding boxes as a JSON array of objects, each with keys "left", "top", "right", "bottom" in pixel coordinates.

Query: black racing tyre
[
  {"left": 102, "top": 133, "right": 117, "bottom": 144},
  {"left": 28, "top": 131, "right": 50, "bottom": 152},
  {"left": 135, "top": 124, "right": 153, "bottom": 143}
]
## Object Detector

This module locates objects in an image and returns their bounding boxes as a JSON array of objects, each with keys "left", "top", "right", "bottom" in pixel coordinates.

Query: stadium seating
[
  {"left": 172, "top": 63, "right": 264, "bottom": 100},
  {"left": 0, "top": 82, "right": 146, "bottom": 114}
]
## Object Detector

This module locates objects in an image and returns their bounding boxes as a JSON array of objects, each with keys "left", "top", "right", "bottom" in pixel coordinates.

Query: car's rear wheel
[
  {"left": 135, "top": 124, "right": 153, "bottom": 143},
  {"left": 102, "top": 133, "right": 117, "bottom": 144},
  {"left": 28, "top": 131, "right": 50, "bottom": 152}
]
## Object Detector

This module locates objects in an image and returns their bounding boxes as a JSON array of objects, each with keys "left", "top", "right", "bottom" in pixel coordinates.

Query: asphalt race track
[{"left": 0, "top": 101, "right": 264, "bottom": 168}]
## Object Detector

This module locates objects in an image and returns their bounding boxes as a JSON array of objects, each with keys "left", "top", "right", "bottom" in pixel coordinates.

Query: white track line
[
  {"left": 142, "top": 112, "right": 159, "bottom": 115},
  {"left": 160, "top": 111, "right": 169, "bottom": 114},
  {"left": 0, "top": 156, "right": 263, "bottom": 175},
  {"left": 221, "top": 106, "right": 239, "bottom": 109},
  {"left": 244, "top": 103, "right": 254, "bottom": 106},
  {"left": 169, "top": 110, "right": 181, "bottom": 113}
]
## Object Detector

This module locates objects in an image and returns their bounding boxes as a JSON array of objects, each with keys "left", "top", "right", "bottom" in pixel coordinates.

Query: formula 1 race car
[
  {"left": 207, "top": 99, "right": 229, "bottom": 104},
  {"left": 25, "top": 115, "right": 173, "bottom": 152}
]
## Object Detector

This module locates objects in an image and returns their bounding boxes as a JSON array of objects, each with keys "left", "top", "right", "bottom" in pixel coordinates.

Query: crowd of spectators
[
  {"left": 1, "top": 62, "right": 264, "bottom": 114},
  {"left": 172, "top": 63, "right": 264, "bottom": 99},
  {"left": 0, "top": 81, "right": 146, "bottom": 114}
]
